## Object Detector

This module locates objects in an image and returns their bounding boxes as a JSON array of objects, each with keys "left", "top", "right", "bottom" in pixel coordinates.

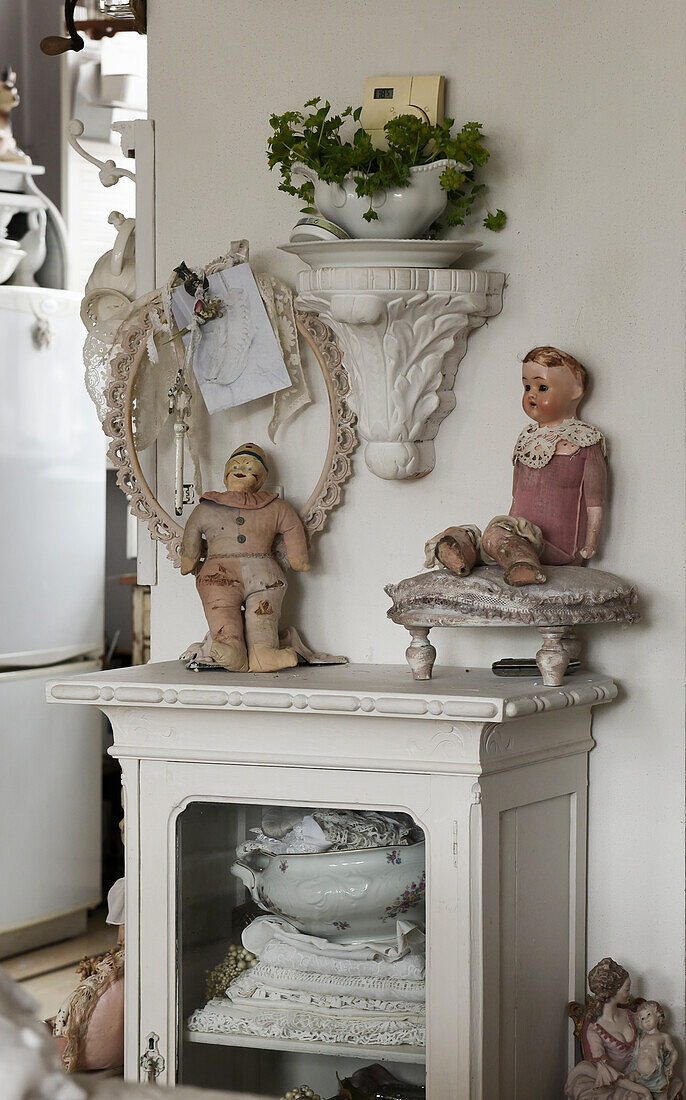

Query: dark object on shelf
[
  {"left": 492, "top": 657, "right": 581, "bottom": 677},
  {"left": 40, "top": 0, "right": 146, "bottom": 56},
  {"left": 372, "top": 1087, "right": 425, "bottom": 1100},
  {"left": 336, "top": 1065, "right": 425, "bottom": 1100}
]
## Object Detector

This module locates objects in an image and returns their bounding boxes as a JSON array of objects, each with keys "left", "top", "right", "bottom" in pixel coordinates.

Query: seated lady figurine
[
  {"left": 566, "top": 958, "right": 682, "bottom": 1099},
  {"left": 181, "top": 442, "right": 309, "bottom": 673},
  {"left": 425, "top": 346, "right": 607, "bottom": 586}
]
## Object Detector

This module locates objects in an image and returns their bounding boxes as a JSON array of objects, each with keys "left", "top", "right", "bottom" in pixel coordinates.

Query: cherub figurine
[
  {"left": 180, "top": 443, "right": 309, "bottom": 673},
  {"left": 425, "top": 346, "right": 607, "bottom": 586},
  {"left": 0, "top": 67, "right": 31, "bottom": 164},
  {"left": 566, "top": 958, "right": 683, "bottom": 1100},
  {"left": 627, "top": 1001, "right": 679, "bottom": 1096}
]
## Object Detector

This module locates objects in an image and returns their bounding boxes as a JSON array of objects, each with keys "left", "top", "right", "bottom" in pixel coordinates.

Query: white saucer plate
[{"left": 279, "top": 238, "right": 483, "bottom": 269}]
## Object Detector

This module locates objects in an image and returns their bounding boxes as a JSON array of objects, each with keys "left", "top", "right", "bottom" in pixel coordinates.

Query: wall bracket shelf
[{"left": 295, "top": 265, "right": 505, "bottom": 480}]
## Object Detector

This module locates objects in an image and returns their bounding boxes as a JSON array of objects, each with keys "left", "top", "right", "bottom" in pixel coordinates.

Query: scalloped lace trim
[
  {"left": 187, "top": 999, "right": 425, "bottom": 1046},
  {"left": 228, "top": 962, "right": 425, "bottom": 1006}
]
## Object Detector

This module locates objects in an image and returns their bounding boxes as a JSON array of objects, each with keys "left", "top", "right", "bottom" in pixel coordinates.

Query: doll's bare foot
[
  {"left": 503, "top": 561, "right": 547, "bottom": 586},
  {"left": 209, "top": 639, "right": 249, "bottom": 671},
  {"left": 248, "top": 643, "right": 298, "bottom": 673},
  {"left": 435, "top": 531, "right": 478, "bottom": 576}
]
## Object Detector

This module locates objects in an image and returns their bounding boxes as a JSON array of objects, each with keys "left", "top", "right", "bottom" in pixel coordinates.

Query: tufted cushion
[{"left": 386, "top": 565, "right": 639, "bottom": 628}]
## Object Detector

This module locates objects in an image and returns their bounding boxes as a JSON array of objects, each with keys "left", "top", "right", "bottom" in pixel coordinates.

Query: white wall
[{"left": 147, "top": 0, "right": 685, "bottom": 1030}]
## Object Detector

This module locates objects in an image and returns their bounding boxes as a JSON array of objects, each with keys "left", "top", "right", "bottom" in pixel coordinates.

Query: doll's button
[
  {"left": 237, "top": 534, "right": 246, "bottom": 543},
  {"left": 235, "top": 516, "right": 245, "bottom": 525}
]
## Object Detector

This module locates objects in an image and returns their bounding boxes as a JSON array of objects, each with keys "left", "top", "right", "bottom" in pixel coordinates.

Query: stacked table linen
[{"left": 186, "top": 916, "right": 426, "bottom": 1047}]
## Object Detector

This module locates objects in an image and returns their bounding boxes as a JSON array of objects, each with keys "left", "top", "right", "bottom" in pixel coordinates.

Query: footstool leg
[
  {"left": 536, "top": 626, "right": 570, "bottom": 686},
  {"left": 405, "top": 627, "right": 437, "bottom": 681},
  {"left": 561, "top": 629, "right": 582, "bottom": 662}
]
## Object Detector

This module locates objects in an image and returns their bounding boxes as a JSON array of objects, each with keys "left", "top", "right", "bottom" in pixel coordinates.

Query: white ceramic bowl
[
  {"left": 292, "top": 159, "right": 468, "bottom": 240},
  {"left": 0, "top": 240, "right": 25, "bottom": 283},
  {"left": 231, "top": 841, "right": 426, "bottom": 942}
]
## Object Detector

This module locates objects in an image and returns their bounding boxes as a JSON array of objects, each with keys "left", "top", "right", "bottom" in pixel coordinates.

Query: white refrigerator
[{"left": 0, "top": 286, "right": 105, "bottom": 957}]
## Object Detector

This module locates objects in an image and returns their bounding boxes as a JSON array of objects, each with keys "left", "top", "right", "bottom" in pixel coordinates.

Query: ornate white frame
[{"left": 103, "top": 302, "right": 357, "bottom": 567}]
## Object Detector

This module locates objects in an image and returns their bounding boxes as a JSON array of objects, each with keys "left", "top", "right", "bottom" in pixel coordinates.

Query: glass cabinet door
[{"left": 175, "top": 797, "right": 427, "bottom": 1098}]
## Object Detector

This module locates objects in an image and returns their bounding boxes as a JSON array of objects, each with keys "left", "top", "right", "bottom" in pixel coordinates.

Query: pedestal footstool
[{"left": 385, "top": 565, "right": 639, "bottom": 686}]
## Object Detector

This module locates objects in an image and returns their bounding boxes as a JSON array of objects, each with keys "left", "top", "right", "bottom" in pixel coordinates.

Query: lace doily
[
  {"left": 84, "top": 241, "right": 311, "bottom": 456},
  {"left": 227, "top": 961, "right": 425, "bottom": 1006},
  {"left": 258, "top": 939, "right": 425, "bottom": 982},
  {"left": 314, "top": 809, "right": 416, "bottom": 851},
  {"left": 237, "top": 810, "right": 415, "bottom": 857},
  {"left": 186, "top": 998, "right": 425, "bottom": 1047},
  {"left": 229, "top": 986, "right": 424, "bottom": 1017},
  {"left": 513, "top": 417, "right": 607, "bottom": 469}
]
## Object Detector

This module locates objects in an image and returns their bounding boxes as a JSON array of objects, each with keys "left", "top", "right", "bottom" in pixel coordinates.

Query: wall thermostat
[{"left": 361, "top": 74, "right": 445, "bottom": 148}]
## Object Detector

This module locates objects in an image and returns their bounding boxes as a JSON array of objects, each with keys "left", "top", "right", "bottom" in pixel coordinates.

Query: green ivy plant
[{"left": 267, "top": 97, "right": 506, "bottom": 231}]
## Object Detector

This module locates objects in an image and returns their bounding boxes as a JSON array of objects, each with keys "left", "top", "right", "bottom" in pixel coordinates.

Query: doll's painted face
[
  {"left": 637, "top": 1006, "right": 659, "bottom": 1032},
  {"left": 224, "top": 453, "right": 266, "bottom": 494},
  {"left": 522, "top": 360, "right": 584, "bottom": 427}
]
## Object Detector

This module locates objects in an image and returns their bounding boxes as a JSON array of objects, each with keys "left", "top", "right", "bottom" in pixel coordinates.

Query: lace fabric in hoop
[{"left": 84, "top": 239, "right": 311, "bottom": 476}]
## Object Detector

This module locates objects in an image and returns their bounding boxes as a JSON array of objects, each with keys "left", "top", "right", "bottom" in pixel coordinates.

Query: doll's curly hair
[
  {"left": 587, "top": 958, "right": 630, "bottom": 1020},
  {"left": 523, "top": 346, "right": 587, "bottom": 392}
]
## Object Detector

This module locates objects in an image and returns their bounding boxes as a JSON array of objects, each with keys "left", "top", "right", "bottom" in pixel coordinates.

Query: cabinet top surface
[{"left": 47, "top": 660, "right": 616, "bottom": 723}]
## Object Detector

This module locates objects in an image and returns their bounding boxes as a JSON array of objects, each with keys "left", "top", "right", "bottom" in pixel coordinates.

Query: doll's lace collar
[{"left": 513, "top": 417, "right": 606, "bottom": 469}]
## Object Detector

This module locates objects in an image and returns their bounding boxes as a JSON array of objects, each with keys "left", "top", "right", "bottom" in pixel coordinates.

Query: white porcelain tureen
[
  {"left": 292, "top": 159, "right": 467, "bottom": 239},
  {"left": 231, "top": 841, "right": 426, "bottom": 943}
]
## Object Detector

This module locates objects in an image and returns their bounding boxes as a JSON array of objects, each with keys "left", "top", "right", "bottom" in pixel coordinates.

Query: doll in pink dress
[{"left": 425, "top": 346, "right": 607, "bottom": 586}]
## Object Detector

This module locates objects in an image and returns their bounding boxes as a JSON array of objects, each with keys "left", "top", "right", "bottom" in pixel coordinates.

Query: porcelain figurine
[
  {"left": 628, "top": 1001, "right": 680, "bottom": 1097},
  {"left": 181, "top": 442, "right": 310, "bottom": 673},
  {"left": 566, "top": 958, "right": 682, "bottom": 1099},
  {"left": 0, "top": 68, "right": 30, "bottom": 164},
  {"left": 425, "top": 346, "right": 607, "bottom": 586}
]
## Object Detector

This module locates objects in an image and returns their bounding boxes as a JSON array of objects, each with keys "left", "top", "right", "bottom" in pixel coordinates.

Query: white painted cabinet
[{"left": 47, "top": 661, "right": 616, "bottom": 1099}]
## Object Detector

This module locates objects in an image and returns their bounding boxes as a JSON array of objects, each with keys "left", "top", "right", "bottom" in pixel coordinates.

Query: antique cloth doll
[
  {"left": 627, "top": 1001, "right": 679, "bottom": 1096},
  {"left": 565, "top": 958, "right": 682, "bottom": 1099},
  {"left": 181, "top": 442, "right": 309, "bottom": 672},
  {"left": 425, "top": 346, "right": 607, "bottom": 586}
]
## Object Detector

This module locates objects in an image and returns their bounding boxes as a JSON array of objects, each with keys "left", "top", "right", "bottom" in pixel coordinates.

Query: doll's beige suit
[{"left": 181, "top": 489, "right": 307, "bottom": 653}]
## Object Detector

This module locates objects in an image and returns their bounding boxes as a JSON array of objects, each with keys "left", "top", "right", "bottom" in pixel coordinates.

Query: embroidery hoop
[{"left": 103, "top": 303, "right": 357, "bottom": 566}]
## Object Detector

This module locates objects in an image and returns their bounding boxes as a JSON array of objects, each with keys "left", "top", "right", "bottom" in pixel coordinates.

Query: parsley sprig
[{"left": 267, "top": 98, "right": 506, "bottom": 231}]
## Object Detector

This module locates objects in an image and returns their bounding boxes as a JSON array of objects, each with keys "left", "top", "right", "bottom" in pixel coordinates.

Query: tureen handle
[
  {"left": 291, "top": 163, "right": 346, "bottom": 209},
  {"left": 230, "top": 859, "right": 258, "bottom": 895}
]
